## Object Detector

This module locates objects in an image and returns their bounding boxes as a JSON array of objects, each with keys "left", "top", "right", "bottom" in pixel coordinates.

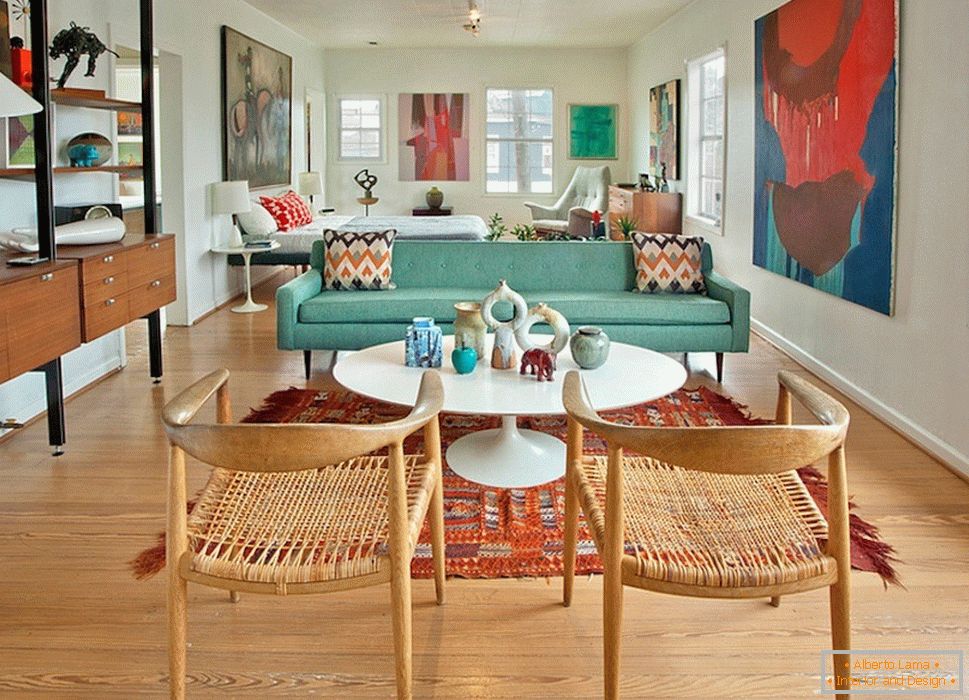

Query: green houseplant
[
  {"left": 486, "top": 213, "right": 508, "bottom": 241},
  {"left": 615, "top": 215, "right": 639, "bottom": 240}
]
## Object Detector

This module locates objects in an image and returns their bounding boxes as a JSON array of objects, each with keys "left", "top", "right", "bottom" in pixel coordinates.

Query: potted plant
[
  {"left": 486, "top": 213, "right": 507, "bottom": 241},
  {"left": 614, "top": 215, "right": 639, "bottom": 240}
]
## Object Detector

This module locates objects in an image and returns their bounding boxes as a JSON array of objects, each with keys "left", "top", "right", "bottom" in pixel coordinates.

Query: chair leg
[
  {"left": 603, "top": 560, "right": 623, "bottom": 699},
  {"left": 563, "top": 470, "right": 578, "bottom": 607},
  {"left": 715, "top": 352, "right": 724, "bottom": 383},
  {"left": 830, "top": 580, "right": 851, "bottom": 700},
  {"left": 303, "top": 350, "right": 312, "bottom": 380},
  {"left": 390, "top": 562, "right": 413, "bottom": 699},
  {"left": 229, "top": 591, "right": 240, "bottom": 603},
  {"left": 168, "top": 575, "right": 187, "bottom": 699},
  {"left": 429, "top": 472, "right": 446, "bottom": 605},
  {"left": 769, "top": 595, "right": 781, "bottom": 607}
]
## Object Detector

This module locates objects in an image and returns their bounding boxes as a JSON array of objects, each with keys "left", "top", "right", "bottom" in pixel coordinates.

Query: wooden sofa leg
[
  {"left": 715, "top": 353, "right": 724, "bottom": 383},
  {"left": 304, "top": 350, "right": 312, "bottom": 380}
]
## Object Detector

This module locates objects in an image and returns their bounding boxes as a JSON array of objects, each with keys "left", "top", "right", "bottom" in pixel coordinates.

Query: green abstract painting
[{"left": 568, "top": 104, "right": 617, "bottom": 160}]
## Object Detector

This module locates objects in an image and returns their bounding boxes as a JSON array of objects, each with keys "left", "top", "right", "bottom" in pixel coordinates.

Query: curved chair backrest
[
  {"left": 163, "top": 369, "right": 444, "bottom": 472},
  {"left": 560, "top": 165, "right": 611, "bottom": 213},
  {"left": 563, "top": 370, "right": 849, "bottom": 474}
]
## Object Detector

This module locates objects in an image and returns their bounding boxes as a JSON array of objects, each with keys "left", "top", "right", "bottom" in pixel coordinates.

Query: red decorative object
[
  {"left": 519, "top": 347, "right": 555, "bottom": 382},
  {"left": 10, "top": 46, "right": 31, "bottom": 88},
  {"left": 259, "top": 190, "right": 313, "bottom": 232},
  {"left": 592, "top": 210, "right": 601, "bottom": 226},
  {"left": 130, "top": 386, "right": 900, "bottom": 586}
]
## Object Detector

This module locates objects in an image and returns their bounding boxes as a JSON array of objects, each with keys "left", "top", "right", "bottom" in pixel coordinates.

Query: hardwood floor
[{"left": 1, "top": 270, "right": 967, "bottom": 697}]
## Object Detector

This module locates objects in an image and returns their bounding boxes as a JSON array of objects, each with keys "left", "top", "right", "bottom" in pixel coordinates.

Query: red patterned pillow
[{"left": 258, "top": 190, "right": 313, "bottom": 232}]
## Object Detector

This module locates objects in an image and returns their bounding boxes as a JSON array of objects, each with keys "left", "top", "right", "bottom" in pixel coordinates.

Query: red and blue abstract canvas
[
  {"left": 399, "top": 93, "right": 470, "bottom": 181},
  {"left": 753, "top": 0, "right": 898, "bottom": 315}
]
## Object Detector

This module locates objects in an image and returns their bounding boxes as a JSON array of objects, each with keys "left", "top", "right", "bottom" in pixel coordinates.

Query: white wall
[
  {"left": 323, "top": 47, "right": 629, "bottom": 227},
  {"left": 628, "top": 0, "right": 969, "bottom": 474}
]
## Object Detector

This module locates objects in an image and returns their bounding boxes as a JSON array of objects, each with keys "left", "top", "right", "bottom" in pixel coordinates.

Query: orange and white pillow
[
  {"left": 323, "top": 229, "right": 397, "bottom": 291},
  {"left": 258, "top": 190, "right": 313, "bottom": 232},
  {"left": 631, "top": 232, "right": 706, "bottom": 294}
]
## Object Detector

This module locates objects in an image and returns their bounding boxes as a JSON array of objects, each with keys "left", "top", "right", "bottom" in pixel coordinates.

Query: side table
[{"left": 211, "top": 240, "right": 281, "bottom": 313}]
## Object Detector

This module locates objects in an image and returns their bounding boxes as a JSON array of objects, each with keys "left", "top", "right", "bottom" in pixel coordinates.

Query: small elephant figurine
[{"left": 520, "top": 347, "right": 556, "bottom": 382}]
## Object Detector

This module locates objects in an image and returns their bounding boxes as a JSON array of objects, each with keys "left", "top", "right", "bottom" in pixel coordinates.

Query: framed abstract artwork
[
  {"left": 0, "top": 1, "right": 11, "bottom": 81},
  {"left": 221, "top": 26, "right": 292, "bottom": 189},
  {"left": 649, "top": 80, "right": 679, "bottom": 179},
  {"left": 1, "top": 115, "right": 35, "bottom": 168},
  {"left": 753, "top": 0, "right": 898, "bottom": 315},
  {"left": 568, "top": 104, "right": 617, "bottom": 160},
  {"left": 398, "top": 93, "right": 469, "bottom": 181}
]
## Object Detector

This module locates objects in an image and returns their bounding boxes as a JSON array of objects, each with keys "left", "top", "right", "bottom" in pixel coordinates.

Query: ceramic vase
[
  {"left": 569, "top": 326, "right": 610, "bottom": 369},
  {"left": 451, "top": 346, "right": 478, "bottom": 374},
  {"left": 515, "top": 303, "right": 570, "bottom": 355},
  {"left": 425, "top": 186, "right": 444, "bottom": 209},
  {"left": 453, "top": 302, "right": 487, "bottom": 362},
  {"left": 481, "top": 280, "right": 528, "bottom": 370},
  {"left": 405, "top": 317, "right": 443, "bottom": 368}
]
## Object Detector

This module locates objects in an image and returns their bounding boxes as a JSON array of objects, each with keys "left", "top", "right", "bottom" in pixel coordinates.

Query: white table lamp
[
  {"left": 212, "top": 180, "right": 251, "bottom": 248},
  {"left": 0, "top": 73, "right": 43, "bottom": 118},
  {"left": 297, "top": 171, "right": 323, "bottom": 207}
]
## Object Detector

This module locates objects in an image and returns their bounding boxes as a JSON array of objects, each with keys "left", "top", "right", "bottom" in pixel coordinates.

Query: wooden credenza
[
  {"left": 58, "top": 234, "right": 176, "bottom": 343},
  {"left": 608, "top": 186, "right": 682, "bottom": 238},
  {"left": 0, "top": 258, "right": 82, "bottom": 384}
]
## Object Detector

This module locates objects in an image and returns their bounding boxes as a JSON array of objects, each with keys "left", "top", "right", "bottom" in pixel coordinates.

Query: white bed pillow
[{"left": 237, "top": 202, "right": 279, "bottom": 239}]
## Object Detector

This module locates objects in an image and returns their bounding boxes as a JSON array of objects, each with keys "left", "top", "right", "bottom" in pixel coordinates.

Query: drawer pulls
[
  {"left": 150, "top": 279, "right": 162, "bottom": 288},
  {"left": 40, "top": 273, "right": 54, "bottom": 282},
  {"left": 149, "top": 242, "right": 161, "bottom": 250},
  {"left": 104, "top": 276, "right": 115, "bottom": 285},
  {"left": 103, "top": 255, "right": 114, "bottom": 263},
  {"left": 105, "top": 298, "right": 116, "bottom": 307}
]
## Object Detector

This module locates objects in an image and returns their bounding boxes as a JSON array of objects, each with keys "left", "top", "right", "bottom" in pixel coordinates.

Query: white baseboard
[
  {"left": 751, "top": 319, "right": 969, "bottom": 480},
  {"left": 7, "top": 355, "right": 123, "bottom": 427}
]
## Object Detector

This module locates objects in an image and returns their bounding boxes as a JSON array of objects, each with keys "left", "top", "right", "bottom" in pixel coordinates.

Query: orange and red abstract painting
[
  {"left": 398, "top": 93, "right": 470, "bottom": 181},
  {"left": 753, "top": 0, "right": 898, "bottom": 314}
]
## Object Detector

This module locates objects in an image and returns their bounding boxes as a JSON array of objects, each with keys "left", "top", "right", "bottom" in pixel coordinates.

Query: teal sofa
[{"left": 277, "top": 240, "right": 749, "bottom": 381}]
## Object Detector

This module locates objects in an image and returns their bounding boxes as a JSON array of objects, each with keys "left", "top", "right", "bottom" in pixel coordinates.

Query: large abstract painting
[
  {"left": 649, "top": 80, "right": 679, "bottom": 179},
  {"left": 221, "top": 27, "right": 292, "bottom": 189},
  {"left": 753, "top": 0, "right": 898, "bottom": 315},
  {"left": 568, "top": 104, "right": 617, "bottom": 160},
  {"left": 398, "top": 93, "right": 469, "bottom": 181}
]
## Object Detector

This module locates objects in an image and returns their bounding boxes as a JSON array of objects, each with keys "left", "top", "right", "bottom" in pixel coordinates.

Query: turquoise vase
[
  {"left": 569, "top": 326, "right": 610, "bottom": 369},
  {"left": 451, "top": 346, "right": 478, "bottom": 374}
]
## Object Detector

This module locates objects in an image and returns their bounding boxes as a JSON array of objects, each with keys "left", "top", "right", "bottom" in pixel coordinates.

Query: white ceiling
[{"left": 243, "top": 0, "right": 693, "bottom": 49}]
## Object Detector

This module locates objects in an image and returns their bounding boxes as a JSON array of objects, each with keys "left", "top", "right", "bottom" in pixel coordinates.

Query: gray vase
[
  {"left": 426, "top": 186, "right": 444, "bottom": 209},
  {"left": 569, "top": 326, "right": 610, "bottom": 369}
]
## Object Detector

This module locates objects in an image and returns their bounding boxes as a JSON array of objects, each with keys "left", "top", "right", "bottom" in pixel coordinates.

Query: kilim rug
[{"left": 131, "top": 386, "right": 900, "bottom": 586}]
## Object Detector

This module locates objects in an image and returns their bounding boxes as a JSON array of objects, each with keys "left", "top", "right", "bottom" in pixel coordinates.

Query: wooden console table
[{"left": 608, "top": 186, "right": 682, "bottom": 238}]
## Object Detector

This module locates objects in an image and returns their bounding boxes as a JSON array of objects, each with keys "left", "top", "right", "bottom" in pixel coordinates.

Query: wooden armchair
[
  {"left": 161, "top": 369, "right": 446, "bottom": 699},
  {"left": 562, "top": 370, "right": 852, "bottom": 699}
]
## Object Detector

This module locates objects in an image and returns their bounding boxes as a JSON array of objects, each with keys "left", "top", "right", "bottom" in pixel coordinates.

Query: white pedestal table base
[{"left": 445, "top": 415, "right": 566, "bottom": 489}]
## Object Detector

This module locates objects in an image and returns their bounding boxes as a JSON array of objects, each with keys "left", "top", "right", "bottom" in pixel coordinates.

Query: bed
[{"left": 232, "top": 213, "right": 488, "bottom": 266}]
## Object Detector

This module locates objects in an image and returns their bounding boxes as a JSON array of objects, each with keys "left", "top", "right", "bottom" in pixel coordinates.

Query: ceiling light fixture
[{"left": 463, "top": 1, "right": 481, "bottom": 37}]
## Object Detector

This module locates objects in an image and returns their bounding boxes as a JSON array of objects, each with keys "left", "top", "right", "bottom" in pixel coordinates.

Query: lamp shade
[
  {"left": 297, "top": 171, "right": 323, "bottom": 196},
  {"left": 0, "top": 73, "right": 43, "bottom": 118},
  {"left": 212, "top": 180, "right": 252, "bottom": 215}
]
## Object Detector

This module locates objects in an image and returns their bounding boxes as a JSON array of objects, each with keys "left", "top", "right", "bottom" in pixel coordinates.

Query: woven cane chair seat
[
  {"left": 186, "top": 455, "right": 435, "bottom": 586},
  {"left": 575, "top": 455, "right": 834, "bottom": 588}
]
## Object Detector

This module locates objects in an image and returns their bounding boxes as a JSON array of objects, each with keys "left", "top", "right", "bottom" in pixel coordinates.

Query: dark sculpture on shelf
[
  {"left": 353, "top": 168, "right": 378, "bottom": 199},
  {"left": 520, "top": 347, "right": 556, "bottom": 382},
  {"left": 49, "top": 22, "right": 118, "bottom": 89}
]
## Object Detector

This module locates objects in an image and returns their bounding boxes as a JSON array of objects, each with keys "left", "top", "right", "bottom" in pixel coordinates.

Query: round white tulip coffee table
[{"left": 333, "top": 334, "right": 687, "bottom": 489}]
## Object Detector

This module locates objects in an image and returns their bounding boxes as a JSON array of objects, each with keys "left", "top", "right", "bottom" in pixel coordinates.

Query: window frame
[
  {"left": 685, "top": 47, "right": 727, "bottom": 235},
  {"left": 335, "top": 94, "right": 386, "bottom": 163},
  {"left": 483, "top": 86, "right": 555, "bottom": 196}
]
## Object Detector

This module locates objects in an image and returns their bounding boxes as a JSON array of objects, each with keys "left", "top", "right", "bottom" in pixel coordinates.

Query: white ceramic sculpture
[
  {"left": 481, "top": 279, "right": 529, "bottom": 370},
  {"left": 515, "top": 303, "right": 571, "bottom": 355},
  {"left": 0, "top": 217, "right": 126, "bottom": 252}
]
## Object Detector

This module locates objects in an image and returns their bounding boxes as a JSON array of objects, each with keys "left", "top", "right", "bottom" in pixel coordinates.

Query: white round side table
[
  {"left": 211, "top": 240, "right": 280, "bottom": 313},
  {"left": 334, "top": 334, "right": 687, "bottom": 488}
]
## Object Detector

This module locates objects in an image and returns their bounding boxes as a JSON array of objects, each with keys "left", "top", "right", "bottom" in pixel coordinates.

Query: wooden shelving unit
[
  {"left": 0, "top": 165, "right": 144, "bottom": 180},
  {"left": 50, "top": 89, "right": 141, "bottom": 112}
]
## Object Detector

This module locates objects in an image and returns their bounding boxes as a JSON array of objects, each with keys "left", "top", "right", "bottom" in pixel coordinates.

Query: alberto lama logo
[{"left": 820, "top": 650, "right": 964, "bottom": 695}]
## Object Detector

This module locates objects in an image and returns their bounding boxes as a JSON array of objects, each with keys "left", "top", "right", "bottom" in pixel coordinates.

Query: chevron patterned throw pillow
[
  {"left": 631, "top": 232, "right": 706, "bottom": 294},
  {"left": 323, "top": 229, "right": 398, "bottom": 290}
]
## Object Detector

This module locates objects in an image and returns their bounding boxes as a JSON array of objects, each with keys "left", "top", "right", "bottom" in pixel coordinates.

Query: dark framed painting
[
  {"left": 221, "top": 26, "right": 292, "bottom": 189},
  {"left": 649, "top": 79, "right": 679, "bottom": 179},
  {"left": 398, "top": 93, "right": 470, "bottom": 180},
  {"left": 753, "top": 0, "right": 898, "bottom": 315},
  {"left": 568, "top": 104, "right": 617, "bottom": 160},
  {"left": 0, "top": 1, "right": 11, "bottom": 80}
]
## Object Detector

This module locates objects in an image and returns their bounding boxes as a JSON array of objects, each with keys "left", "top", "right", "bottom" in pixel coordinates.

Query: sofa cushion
[
  {"left": 323, "top": 229, "right": 397, "bottom": 291},
  {"left": 298, "top": 288, "right": 729, "bottom": 326},
  {"left": 631, "top": 232, "right": 707, "bottom": 294}
]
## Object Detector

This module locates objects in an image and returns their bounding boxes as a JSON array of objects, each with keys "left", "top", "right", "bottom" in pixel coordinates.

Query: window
[
  {"left": 338, "top": 96, "right": 383, "bottom": 161},
  {"left": 687, "top": 48, "right": 725, "bottom": 230},
  {"left": 485, "top": 88, "right": 553, "bottom": 194}
]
